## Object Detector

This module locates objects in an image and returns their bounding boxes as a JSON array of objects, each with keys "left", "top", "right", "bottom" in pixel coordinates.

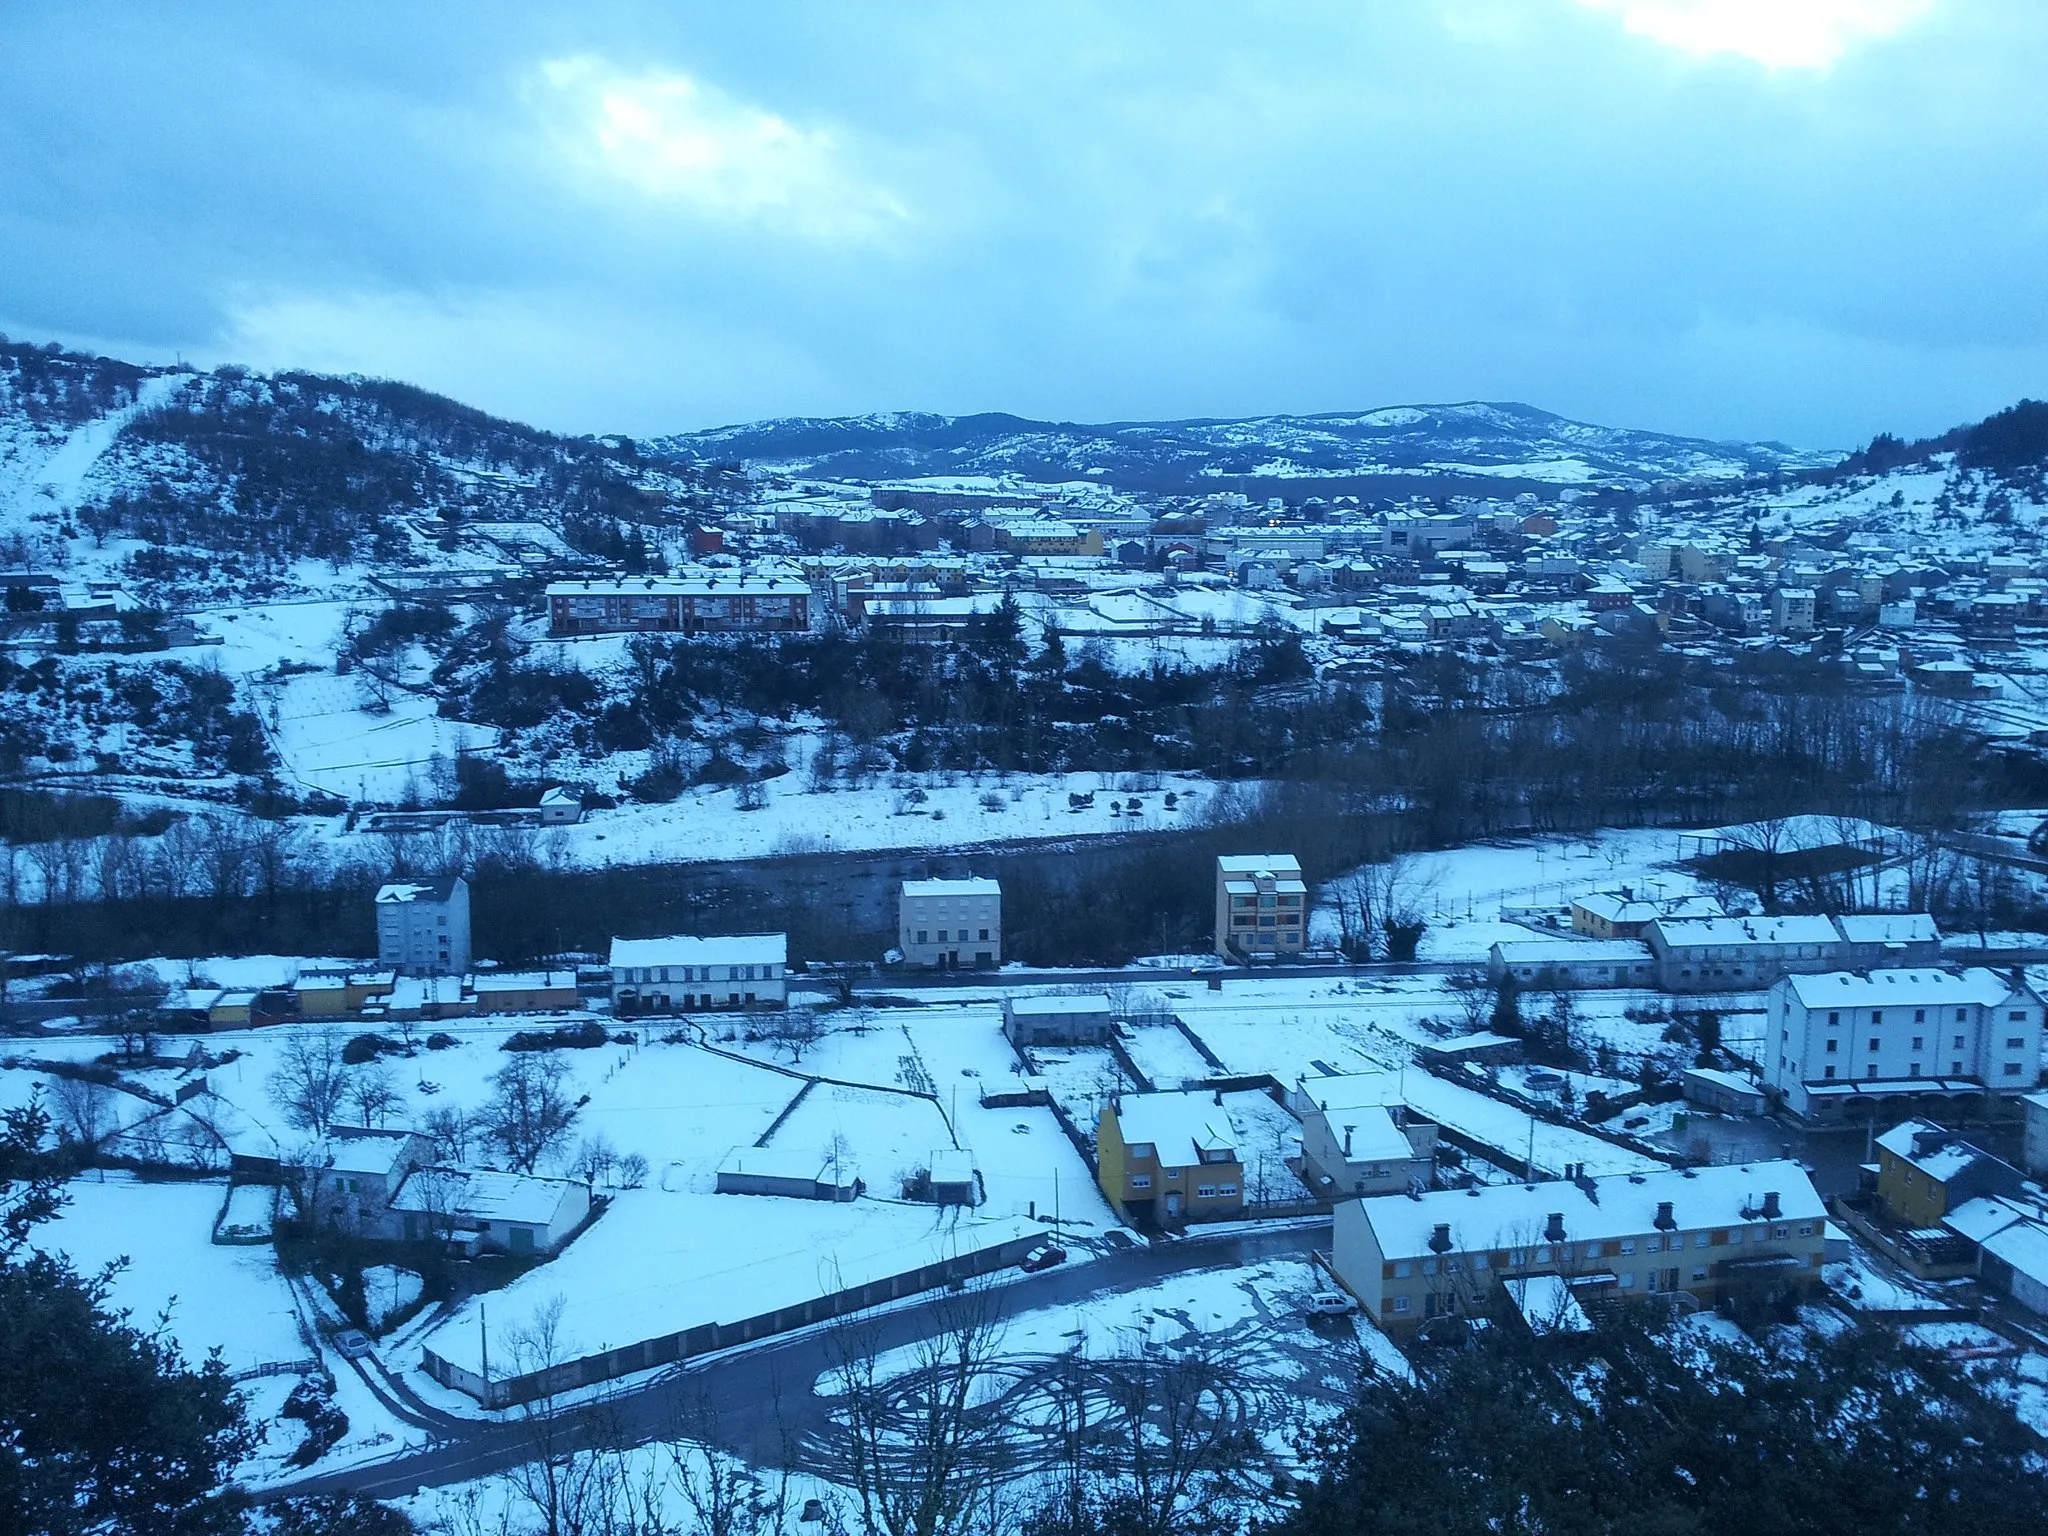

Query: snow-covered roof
[
  {"left": 375, "top": 876, "right": 463, "bottom": 905},
  {"left": 1352, "top": 1161, "right": 1823, "bottom": 1259},
  {"left": 717, "top": 1147, "right": 859, "bottom": 1187},
  {"left": 1492, "top": 939, "right": 1653, "bottom": 965},
  {"left": 1781, "top": 968, "right": 2021, "bottom": 1011},
  {"left": 1649, "top": 915, "right": 1842, "bottom": 947},
  {"left": 1942, "top": 1195, "right": 2037, "bottom": 1246},
  {"left": 1113, "top": 1091, "right": 1239, "bottom": 1164},
  {"left": 1216, "top": 854, "right": 1302, "bottom": 877},
  {"left": 610, "top": 933, "right": 787, "bottom": 969},
  {"left": 471, "top": 970, "right": 577, "bottom": 995},
  {"left": 1834, "top": 913, "right": 1941, "bottom": 945},
  {"left": 1572, "top": 891, "right": 1723, "bottom": 925},
  {"left": 1507, "top": 1273, "right": 1592, "bottom": 1334},
  {"left": 1683, "top": 1066, "right": 1764, "bottom": 1096},
  {"left": 1298, "top": 1071, "right": 1405, "bottom": 1113},
  {"left": 1005, "top": 993, "right": 1112, "bottom": 1016},
  {"left": 545, "top": 575, "right": 809, "bottom": 597},
  {"left": 1874, "top": 1119, "right": 1997, "bottom": 1183},
  {"left": 901, "top": 878, "right": 1001, "bottom": 898},
  {"left": 1314, "top": 1104, "right": 1414, "bottom": 1164},
  {"left": 320, "top": 1129, "right": 419, "bottom": 1178},
  {"left": 929, "top": 1148, "right": 976, "bottom": 1184},
  {"left": 390, "top": 1167, "right": 581, "bottom": 1227},
  {"left": 1983, "top": 1220, "right": 2048, "bottom": 1287},
  {"left": 539, "top": 787, "right": 581, "bottom": 807}
]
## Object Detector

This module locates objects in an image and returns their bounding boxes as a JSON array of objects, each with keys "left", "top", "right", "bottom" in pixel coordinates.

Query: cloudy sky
[{"left": 2, "top": 1, "right": 2042, "bottom": 448}]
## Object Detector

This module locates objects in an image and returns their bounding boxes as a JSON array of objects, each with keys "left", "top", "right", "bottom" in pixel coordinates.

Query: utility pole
[{"left": 480, "top": 1300, "right": 490, "bottom": 1406}]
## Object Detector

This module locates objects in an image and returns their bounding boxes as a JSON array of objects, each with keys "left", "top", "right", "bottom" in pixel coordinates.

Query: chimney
[
  {"left": 1429, "top": 1222, "right": 1453, "bottom": 1255},
  {"left": 1342, "top": 1126, "right": 1354, "bottom": 1157},
  {"left": 1213, "top": 1090, "right": 1223, "bottom": 1107},
  {"left": 1544, "top": 1211, "right": 1566, "bottom": 1243},
  {"left": 1761, "top": 1190, "right": 1782, "bottom": 1220},
  {"left": 1654, "top": 1200, "right": 1677, "bottom": 1232}
]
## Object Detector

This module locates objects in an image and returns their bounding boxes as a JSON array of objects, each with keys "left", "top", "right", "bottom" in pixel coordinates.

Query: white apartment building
[
  {"left": 375, "top": 875, "right": 471, "bottom": 977},
  {"left": 1763, "top": 967, "right": 2046, "bottom": 1120},
  {"left": 1214, "top": 855, "right": 1305, "bottom": 961},
  {"left": 1332, "top": 1161, "right": 1827, "bottom": 1334},
  {"left": 898, "top": 878, "right": 1001, "bottom": 969},
  {"left": 608, "top": 933, "right": 788, "bottom": 1014}
]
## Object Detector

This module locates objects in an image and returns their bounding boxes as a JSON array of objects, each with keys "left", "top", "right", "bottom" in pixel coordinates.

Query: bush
[
  {"left": 425, "top": 1032, "right": 457, "bottom": 1051},
  {"left": 502, "top": 1019, "right": 609, "bottom": 1052},
  {"left": 341, "top": 1033, "right": 401, "bottom": 1066}
]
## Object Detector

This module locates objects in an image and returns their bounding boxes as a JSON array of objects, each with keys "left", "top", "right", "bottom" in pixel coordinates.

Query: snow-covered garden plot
[
  {"left": 1120, "top": 1023, "right": 1214, "bottom": 1088},
  {"left": 411, "top": 1190, "right": 1043, "bottom": 1388},
  {"left": 261, "top": 670, "right": 498, "bottom": 803},
  {"left": 1395, "top": 1071, "right": 1665, "bottom": 1179},
  {"left": 573, "top": 1040, "right": 803, "bottom": 1191},
  {"left": 763, "top": 1082, "right": 953, "bottom": 1200},
  {"left": 35, "top": 1174, "right": 308, "bottom": 1376}
]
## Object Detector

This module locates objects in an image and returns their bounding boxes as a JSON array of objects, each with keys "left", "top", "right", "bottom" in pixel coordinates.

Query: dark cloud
[{"left": 1, "top": 1, "right": 2042, "bottom": 447}]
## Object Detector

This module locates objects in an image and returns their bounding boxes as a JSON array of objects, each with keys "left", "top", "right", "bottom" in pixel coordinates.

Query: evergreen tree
[{"left": 0, "top": 1101, "right": 260, "bottom": 1535}]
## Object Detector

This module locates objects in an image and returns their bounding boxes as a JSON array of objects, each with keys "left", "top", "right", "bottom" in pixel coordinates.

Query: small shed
[
  {"left": 928, "top": 1148, "right": 978, "bottom": 1206},
  {"left": 1419, "top": 1031, "right": 1524, "bottom": 1069},
  {"left": 1682, "top": 1067, "right": 1767, "bottom": 1117},
  {"left": 539, "top": 787, "right": 584, "bottom": 825},
  {"left": 715, "top": 1147, "right": 861, "bottom": 1202}
]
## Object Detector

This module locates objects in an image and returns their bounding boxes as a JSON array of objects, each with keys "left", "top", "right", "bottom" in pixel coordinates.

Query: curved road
[{"left": 269, "top": 1220, "right": 1331, "bottom": 1504}]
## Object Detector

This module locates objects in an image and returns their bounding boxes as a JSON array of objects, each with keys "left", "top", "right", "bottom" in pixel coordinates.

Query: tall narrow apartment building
[
  {"left": 375, "top": 875, "right": 472, "bottom": 977},
  {"left": 1214, "top": 855, "right": 1305, "bottom": 961}
]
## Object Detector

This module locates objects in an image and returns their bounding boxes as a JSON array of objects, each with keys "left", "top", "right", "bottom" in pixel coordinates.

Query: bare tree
[
  {"left": 269, "top": 1027, "right": 348, "bottom": 1135},
  {"left": 1445, "top": 971, "right": 1495, "bottom": 1034},
  {"left": 571, "top": 1132, "right": 620, "bottom": 1190},
  {"left": 825, "top": 1288, "right": 1012, "bottom": 1536},
  {"left": 48, "top": 1072, "right": 119, "bottom": 1148},
  {"left": 479, "top": 1054, "right": 577, "bottom": 1173},
  {"left": 424, "top": 1103, "right": 473, "bottom": 1163},
  {"left": 346, "top": 1063, "right": 403, "bottom": 1129},
  {"left": 1089, "top": 1332, "right": 1265, "bottom": 1536}
]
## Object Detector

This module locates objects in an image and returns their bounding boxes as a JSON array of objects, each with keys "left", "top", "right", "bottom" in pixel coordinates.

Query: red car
[{"left": 1019, "top": 1245, "right": 1068, "bottom": 1273}]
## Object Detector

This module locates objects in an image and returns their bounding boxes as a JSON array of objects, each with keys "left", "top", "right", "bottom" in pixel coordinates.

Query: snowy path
[{"left": 0, "top": 372, "right": 185, "bottom": 529}]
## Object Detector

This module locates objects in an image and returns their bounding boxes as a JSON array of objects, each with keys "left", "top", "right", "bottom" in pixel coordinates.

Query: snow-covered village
[{"left": 8, "top": 7, "right": 2048, "bottom": 1536}]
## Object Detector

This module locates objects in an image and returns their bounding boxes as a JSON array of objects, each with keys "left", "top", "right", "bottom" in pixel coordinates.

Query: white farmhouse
[
  {"left": 608, "top": 933, "right": 788, "bottom": 1014},
  {"left": 1762, "top": 967, "right": 2046, "bottom": 1120},
  {"left": 375, "top": 875, "right": 471, "bottom": 977}
]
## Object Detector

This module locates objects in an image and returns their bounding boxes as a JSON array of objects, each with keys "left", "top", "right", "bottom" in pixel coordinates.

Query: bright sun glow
[
  {"left": 538, "top": 57, "right": 905, "bottom": 239},
  {"left": 1573, "top": 0, "right": 1936, "bottom": 68}
]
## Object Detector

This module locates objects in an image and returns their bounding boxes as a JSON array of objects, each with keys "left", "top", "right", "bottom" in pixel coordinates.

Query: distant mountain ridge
[{"left": 655, "top": 401, "right": 1841, "bottom": 493}]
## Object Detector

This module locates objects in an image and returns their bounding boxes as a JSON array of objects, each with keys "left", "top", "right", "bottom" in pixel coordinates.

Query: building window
[
  {"left": 2005, "top": 1063, "right": 2025, "bottom": 1077},
  {"left": 1953, "top": 1061, "right": 1963, "bottom": 1074},
  {"left": 1620, "top": 1238, "right": 1635, "bottom": 1255},
  {"left": 1394, "top": 1260, "right": 1413, "bottom": 1278},
  {"left": 1618, "top": 1272, "right": 1635, "bottom": 1289},
  {"left": 1824, "top": 1066, "right": 1836, "bottom": 1079},
  {"left": 1912, "top": 1036, "right": 1924, "bottom": 1051},
  {"left": 1914, "top": 1009, "right": 1926, "bottom": 1023},
  {"left": 917, "top": 930, "right": 927, "bottom": 943},
  {"left": 2007, "top": 1037, "right": 2026, "bottom": 1050},
  {"left": 1871, "top": 1011, "right": 1882, "bottom": 1025},
  {"left": 1217, "top": 1183, "right": 1238, "bottom": 1196},
  {"left": 1827, "top": 1011, "right": 1839, "bottom": 1027},
  {"left": 1910, "top": 1063, "right": 1921, "bottom": 1077},
  {"left": 1954, "top": 1034, "right": 1966, "bottom": 1049},
  {"left": 1691, "top": 1267, "right": 1708, "bottom": 1282},
  {"left": 1394, "top": 1295, "right": 1410, "bottom": 1313},
  {"left": 1956, "top": 1009, "right": 1967, "bottom": 1022},
  {"left": 1197, "top": 1185, "right": 1216, "bottom": 1199},
  {"left": 979, "top": 929, "right": 990, "bottom": 941},
  {"left": 2012, "top": 1011, "right": 2029, "bottom": 1022},
  {"left": 1694, "top": 1232, "right": 1709, "bottom": 1249},
  {"left": 1825, "top": 1039, "right": 1838, "bottom": 1054},
  {"left": 1866, "top": 1065, "right": 1879, "bottom": 1078},
  {"left": 1129, "top": 1175, "right": 1152, "bottom": 1190},
  {"left": 1868, "top": 1039, "right": 1880, "bottom": 1053}
]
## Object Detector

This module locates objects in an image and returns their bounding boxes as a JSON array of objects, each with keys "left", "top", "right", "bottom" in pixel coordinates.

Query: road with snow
[{"left": 264, "top": 1219, "right": 1328, "bottom": 1504}]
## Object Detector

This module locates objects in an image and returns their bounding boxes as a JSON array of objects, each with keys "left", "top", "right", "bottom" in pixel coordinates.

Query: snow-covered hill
[{"left": 655, "top": 401, "right": 1841, "bottom": 492}]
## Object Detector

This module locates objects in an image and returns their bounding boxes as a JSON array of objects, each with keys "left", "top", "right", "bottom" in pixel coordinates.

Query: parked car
[
  {"left": 1019, "top": 1245, "right": 1068, "bottom": 1273},
  {"left": 332, "top": 1329, "right": 374, "bottom": 1360},
  {"left": 1305, "top": 1290, "right": 1358, "bottom": 1317}
]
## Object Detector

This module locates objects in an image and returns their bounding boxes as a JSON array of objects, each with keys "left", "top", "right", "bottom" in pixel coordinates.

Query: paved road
[{"left": 267, "top": 1221, "right": 1330, "bottom": 1504}]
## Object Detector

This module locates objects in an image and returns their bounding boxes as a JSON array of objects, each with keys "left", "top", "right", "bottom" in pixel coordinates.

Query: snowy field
[{"left": 34, "top": 1174, "right": 308, "bottom": 1376}]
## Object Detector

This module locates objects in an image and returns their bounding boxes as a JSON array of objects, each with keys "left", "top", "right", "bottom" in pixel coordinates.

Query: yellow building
[
  {"left": 1097, "top": 1091, "right": 1245, "bottom": 1226},
  {"left": 1874, "top": 1118, "right": 2023, "bottom": 1230}
]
